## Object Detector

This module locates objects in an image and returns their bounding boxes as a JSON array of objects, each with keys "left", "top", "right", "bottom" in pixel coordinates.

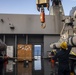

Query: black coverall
[
  {"left": 52, "top": 46, "right": 72, "bottom": 75},
  {"left": 0, "top": 53, "right": 8, "bottom": 75}
]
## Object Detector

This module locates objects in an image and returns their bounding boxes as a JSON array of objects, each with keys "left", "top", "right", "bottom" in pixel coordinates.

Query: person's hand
[
  {"left": 51, "top": 59, "right": 55, "bottom": 63},
  {"left": 51, "top": 59, "right": 55, "bottom": 68},
  {"left": 4, "top": 56, "right": 9, "bottom": 60}
]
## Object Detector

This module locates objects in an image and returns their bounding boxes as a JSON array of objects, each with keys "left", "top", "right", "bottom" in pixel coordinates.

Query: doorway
[
  {"left": 34, "top": 45, "right": 42, "bottom": 70},
  {"left": 34, "top": 45, "right": 41, "bottom": 59}
]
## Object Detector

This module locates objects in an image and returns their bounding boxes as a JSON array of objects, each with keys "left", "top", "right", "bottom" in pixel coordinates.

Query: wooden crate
[
  {"left": 17, "top": 44, "right": 32, "bottom": 61},
  {"left": 17, "top": 44, "right": 26, "bottom": 61},
  {"left": 18, "top": 62, "right": 32, "bottom": 75},
  {"left": 25, "top": 44, "right": 32, "bottom": 61}
]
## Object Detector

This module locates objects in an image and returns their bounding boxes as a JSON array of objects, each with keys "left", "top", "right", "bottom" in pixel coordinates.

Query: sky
[{"left": 0, "top": 0, "right": 76, "bottom": 15}]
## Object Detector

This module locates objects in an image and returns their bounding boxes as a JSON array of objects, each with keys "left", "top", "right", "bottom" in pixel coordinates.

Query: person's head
[
  {"left": 60, "top": 41, "right": 67, "bottom": 50},
  {"left": 0, "top": 40, "right": 7, "bottom": 52}
]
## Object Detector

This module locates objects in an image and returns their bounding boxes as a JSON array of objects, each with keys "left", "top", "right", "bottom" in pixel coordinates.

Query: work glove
[{"left": 51, "top": 59, "right": 55, "bottom": 68}]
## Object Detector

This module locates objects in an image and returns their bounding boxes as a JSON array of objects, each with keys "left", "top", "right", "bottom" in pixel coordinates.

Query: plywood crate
[
  {"left": 17, "top": 44, "right": 26, "bottom": 61},
  {"left": 17, "top": 44, "right": 32, "bottom": 61},
  {"left": 25, "top": 44, "right": 32, "bottom": 61},
  {"left": 18, "top": 62, "right": 32, "bottom": 75}
]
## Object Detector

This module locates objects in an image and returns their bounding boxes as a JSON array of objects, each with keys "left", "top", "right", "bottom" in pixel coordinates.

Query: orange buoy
[{"left": 40, "top": 11, "right": 45, "bottom": 23}]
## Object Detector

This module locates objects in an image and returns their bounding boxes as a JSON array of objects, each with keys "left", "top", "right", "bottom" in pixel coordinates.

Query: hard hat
[{"left": 60, "top": 42, "right": 67, "bottom": 49}]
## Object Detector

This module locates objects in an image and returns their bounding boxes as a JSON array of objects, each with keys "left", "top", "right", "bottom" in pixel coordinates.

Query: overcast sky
[{"left": 0, "top": 0, "right": 76, "bottom": 15}]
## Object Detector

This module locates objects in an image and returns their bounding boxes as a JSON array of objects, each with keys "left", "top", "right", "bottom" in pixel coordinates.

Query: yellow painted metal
[{"left": 36, "top": 0, "right": 48, "bottom": 5}]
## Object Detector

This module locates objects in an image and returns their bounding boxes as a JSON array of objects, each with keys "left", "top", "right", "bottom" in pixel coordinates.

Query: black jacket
[
  {"left": 0, "top": 53, "right": 7, "bottom": 75},
  {"left": 53, "top": 46, "right": 72, "bottom": 66}
]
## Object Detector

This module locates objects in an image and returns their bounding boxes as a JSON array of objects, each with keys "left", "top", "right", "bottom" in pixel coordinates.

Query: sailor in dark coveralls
[
  {"left": 0, "top": 40, "right": 8, "bottom": 75},
  {"left": 51, "top": 42, "right": 72, "bottom": 75}
]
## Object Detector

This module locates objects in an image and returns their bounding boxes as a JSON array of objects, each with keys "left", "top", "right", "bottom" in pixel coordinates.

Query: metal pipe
[
  {"left": 26, "top": 35, "right": 28, "bottom": 44},
  {"left": 68, "top": 36, "right": 76, "bottom": 46},
  {"left": 50, "top": 36, "right": 76, "bottom": 49},
  {"left": 15, "top": 35, "right": 17, "bottom": 61},
  {"left": 0, "top": 56, "right": 36, "bottom": 60}
]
